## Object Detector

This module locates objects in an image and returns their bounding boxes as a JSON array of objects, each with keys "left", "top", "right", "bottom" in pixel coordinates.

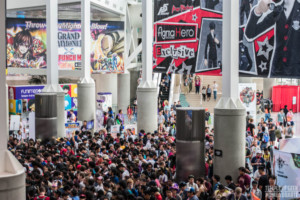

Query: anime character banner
[
  {"left": 153, "top": 0, "right": 222, "bottom": 74},
  {"left": 7, "top": 18, "right": 47, "bottom": 69},
  {"left": 6, "top": 18, "right": 124, "bottom": 73},
  {"left": 90, "top": 21, "right": 125, "bottom": 73},
  {"left": 154, "top": 0, "right": 300, "bottom": 78}
]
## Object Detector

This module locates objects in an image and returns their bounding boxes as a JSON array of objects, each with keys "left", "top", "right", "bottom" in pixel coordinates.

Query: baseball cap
[{"left": 188, "top": 187, "right": 195, "bottom": 193}]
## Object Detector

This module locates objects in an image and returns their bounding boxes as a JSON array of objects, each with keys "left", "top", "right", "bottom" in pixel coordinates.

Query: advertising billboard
[{"left": 6, "top": 18, "right": 124, "bottom": 73}]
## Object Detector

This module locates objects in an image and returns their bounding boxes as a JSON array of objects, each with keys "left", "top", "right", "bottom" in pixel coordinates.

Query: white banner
[
  {"left": 9, "top": 115, "right": 20, "bottom": 131},
  {"left": 96, "top": 92, "right": 112, "bottom": 112},
  {"left": 239, "top": 83, "right": 256, "bottom": 120},
  {"left": 111, "top": 125, "right": 120, "bottom": 138},
  {"left": 272, "top": 149, "right": 300, "bottom": 199},
  {"left": 124, "top": 124, "right": 137, "bottom": 135},
  {"left": 28, "top": 112, "right": 35, "bottom": 140}
]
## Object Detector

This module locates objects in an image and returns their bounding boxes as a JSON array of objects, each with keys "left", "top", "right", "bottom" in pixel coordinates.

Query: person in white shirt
[
  {"left": 69, "top": 110, "right": 76, "bottom": 122},
  {"left": 158, "top": 111, "right": 165, "bottom": 126},
  {"left": 213, "top": 81, "right": 218, "bottom": 101},
  {"left": 186, "top": 175, "right": 199, "bottom": 192}
]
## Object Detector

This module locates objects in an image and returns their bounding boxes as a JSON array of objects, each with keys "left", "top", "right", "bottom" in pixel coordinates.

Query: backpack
[{"left": 263, "top": 132, "right": 269, "bottom": 143}]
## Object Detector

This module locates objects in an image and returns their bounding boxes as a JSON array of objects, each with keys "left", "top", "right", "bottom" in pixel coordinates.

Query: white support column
[
  {"left": 117, "top": 14, "right": 131, "bottom": 113},
  {"left": 0, "top": 0, "right": 26, "bottom": 198},
  {"left": 214, "top": 0, "right": 246, "bottom": 183},
  {"left": 46, "top": 0, "right": 59, "bottom": 86},
  {"left": 136, "top": 0, "right": 158, "bottom": 133},
  {"left": 140, "top": 0, "right": 153, "bottom": 86},
  {"left": 81, "top": 0, "right": 92, "bottom": 79},
  {"left": 0, "top": 0, "right": 7, "bottom": 151},
  {"left": 77, "top": 0, "right": 96, "bottom": 123},
  {"left": 42, "top": 0, "right": 65, "bottom": 137}
]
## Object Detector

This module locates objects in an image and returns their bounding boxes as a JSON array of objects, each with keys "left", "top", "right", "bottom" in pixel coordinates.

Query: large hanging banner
[
  {"left": 239, "top": 83, "right": 257, "bottom": 120},
  {"left": 6, "top": 18, "right": 124, "bottom": 73},
  {"left": 153, "top": 0, "right": 300, "bottom": 78},
  {"left": 272, "top": 149, "right": 300, "bottom": 199}
]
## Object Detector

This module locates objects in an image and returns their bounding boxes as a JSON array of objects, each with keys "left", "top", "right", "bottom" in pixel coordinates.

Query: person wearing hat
[
  {"left": 170, "top": 183, "right": 182, "bottom": 200},
  {"left": 187, "top": 187, "right": 199, "bottom": 200},
  {"left": 251, "top": 150, "right": 265, "bottom": 173},
  {"left": 214, "top": 184, "right": 230, "bottom": 200},
  {"left": 187, "top": 175, "right": 199, "bottom": 193},
  {"left": 250, "top": 180, "right": 262, "bottom": 200},
  {"left": 95, "top": 175, "right": 104, "bottom": 192}
]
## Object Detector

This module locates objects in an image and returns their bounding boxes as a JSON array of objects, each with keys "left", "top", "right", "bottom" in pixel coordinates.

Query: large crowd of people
[{"left": 8, "top": 81, "right": 294, "bottom": 200}]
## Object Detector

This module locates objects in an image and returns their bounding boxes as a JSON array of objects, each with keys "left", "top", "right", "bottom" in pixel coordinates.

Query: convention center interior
[{"left": 1, "top": 0, "right": 300, "bottom": 199}]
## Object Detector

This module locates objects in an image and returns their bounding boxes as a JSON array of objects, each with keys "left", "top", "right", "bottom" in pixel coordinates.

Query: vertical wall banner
[
  {"left": 154, "top": 0, "right": 300, "bottom": 78},
  {"left": 6, "top": 18, "right": 47, "bottom": 69},
  {"left": 153, "top": 0, "right": 223, "bottom": 74},
  {"left": 272, "top": 149, "right": 300, "bottom": 199},
  {"left": 10, "top": 115, "right": 21, "bottom": 131},
  {"left": 6, "top": 18, "right": 124, "bottom": 73},
  {"left": 65, "top": 122, "right": 80, "bottom": 138},
  {"left": 57, "top": 20, "right": 82, "bottom": 70},
  {"left": 28, "top": 112, "right": 35, "bottom": 140},
  {"left": 239, "top": 83, "right": 257, "bottom": 118},
  {"left": 90, "top": 21, "right": 125, "bottom": 73},
  {"left": 97, "top": 92, "right": 112, "bottom": 112}
]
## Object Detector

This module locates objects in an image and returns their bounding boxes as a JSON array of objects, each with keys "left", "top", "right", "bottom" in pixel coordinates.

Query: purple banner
[{"left": 15, "top": 86, "right": 44, "bottom": 99}]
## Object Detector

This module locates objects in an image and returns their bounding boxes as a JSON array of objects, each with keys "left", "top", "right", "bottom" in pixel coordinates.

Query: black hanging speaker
[{"left": 35, "top": 93, "right": 57, "bottom": 118}]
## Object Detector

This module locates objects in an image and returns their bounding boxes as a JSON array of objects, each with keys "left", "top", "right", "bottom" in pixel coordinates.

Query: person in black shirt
[
  {"left": 225, "top": 175, "right": 236, "bottom": 192},
  {"left": 283, "top": 105, "right": 288, "bottom": 127},
  {"left": 81, "top": 120, "right": 87, "bottom": 132},
  {"left": 267, "top": 119, "right": 276, "bottom": 146},
  {"left": 205, "top": 0, "right": 220, "bottom": 10},
  {"left": 246, "top": 118, "right": 255, "bottom": 136},
  {"left": 258, "top": 166, "right": 269, "bottom": 200},
  {"left": 204, "top": 22, "right": 221, "bottom": 68}
]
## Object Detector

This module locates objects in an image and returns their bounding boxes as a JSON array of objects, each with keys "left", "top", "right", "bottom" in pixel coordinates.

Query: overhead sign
[
  {"left": 6, "top": 18, "right": 124, "bottom": 73},
  {"left": 153, "top": 0, "right": 299, "bottom": 78}
]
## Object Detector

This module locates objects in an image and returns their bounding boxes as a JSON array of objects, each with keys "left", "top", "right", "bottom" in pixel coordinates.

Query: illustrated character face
[
  {"left": 14, "top": 30, "right": 33, "bottom": 56},
  {"left": 101, "top": 35, "right": 114, "bottom": 56},
  {"left": 19, "top": 42, "right": 30, "bottom": 54}
]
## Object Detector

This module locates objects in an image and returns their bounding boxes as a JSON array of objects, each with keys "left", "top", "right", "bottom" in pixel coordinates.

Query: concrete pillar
[
  {"left": 239, "top": 77, "right": 253, "bottom": 83},
  {"left": 0, "top": 0, "right": 26, "bottom": 198},
  {"left": 214, "top": 102, "right": 245, "bottom": 182},
  {"left": 263, "top": 78, "right": 276, "bottom": 99},
  {"left": 35, "top": 93, "right": 58, "bottom": 140},
  {"left": 93, "top": 74, "right": 118, "bottom": 108},
  {"left": 213, "top": 0, "right": 246, "bottom": 183},
  {"left": 129, "top": 69, "right": 140, "bottom": 102},
  {"left": 77, "top": 0, "right": 96, "bottom": 124},
  {"left": 137, "top": 87, "right": 157, "bottom": 133},
  {"left": 118, "top": 73, "right": 130, "bottom": 113},
  {"left": 56, "top": 92, "right": 65, "bottom": 137},
  {"left": 176, "top": 108, "right": 206, "bottom": 182},
  {"left": 137, "top": 0, "right": 158, "bottom": 133},
  {"left": 77, "top": 82, "right": 96, "bottom": 122}
]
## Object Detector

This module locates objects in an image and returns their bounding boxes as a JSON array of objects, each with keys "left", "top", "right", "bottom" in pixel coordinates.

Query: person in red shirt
[
  {"left": 237, "top": 167, "right": 251, "bottom": 194},
  {"left": 34, "top": 186, "right": 50, "bottom": 200}
]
